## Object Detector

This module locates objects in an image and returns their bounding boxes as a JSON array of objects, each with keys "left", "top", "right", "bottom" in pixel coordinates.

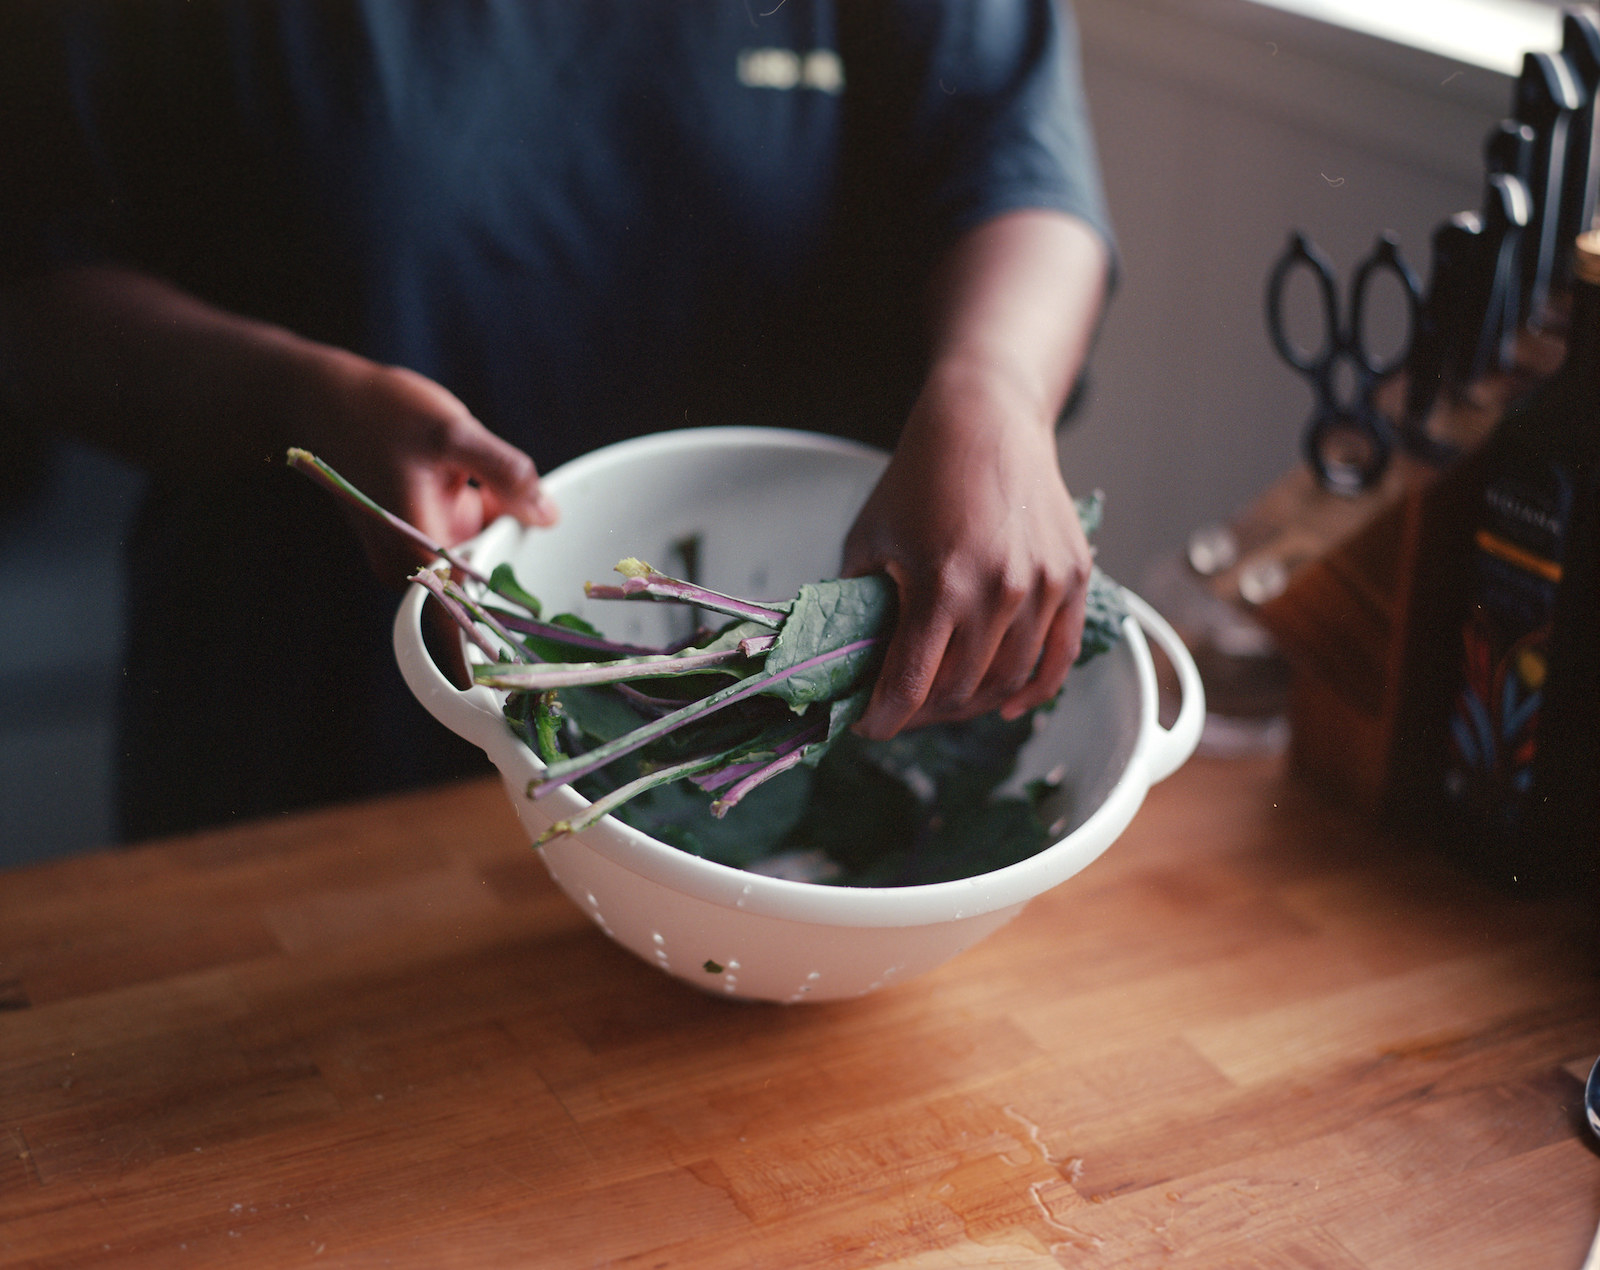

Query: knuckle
[
  {"left": 878, "top": 662, "right": 935, "bottom": 711},
  {"left": 988, "top": 567, "right": 1030, "bottom": 611},
  {"left": 999, "top": 667, "right": 1037, "bottom": 698},
  {"left": 920, "top": 568, "right": 972, "bottom": 619},
  {"left": 500, "top": 449, "right": 539, "bottom": 489},
  {"left": 1036, "top": 557, "right": 1080, "bottom": 601},
  {"left": 1062, "top": 552, "right": 1092, "bottom": 592},
  {"left": 411, "top": 411, "right": 461, "bottom": 461}
]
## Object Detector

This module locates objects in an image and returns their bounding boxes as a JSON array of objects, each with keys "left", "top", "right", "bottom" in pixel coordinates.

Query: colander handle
[
  {"left": 1124, "top": 591, "right": 1206, "bottom": 784},
  {"left": 393, "top": 579, "right": 528, "bottom": 765}
]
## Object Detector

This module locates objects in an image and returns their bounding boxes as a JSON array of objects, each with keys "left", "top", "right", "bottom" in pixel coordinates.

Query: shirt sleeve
[{"left": 839, "top": 0, "right": 1115, "bottom": 267}]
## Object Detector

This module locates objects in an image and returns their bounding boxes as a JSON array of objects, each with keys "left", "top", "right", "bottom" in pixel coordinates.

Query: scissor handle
[
  {"left": 1347, "top": 231, "right": 1422, "bottom": 379},
  {"left": 1266, "top": 230, "right": 1340, "bottom": 376},
  {"left": 1303, "top": 404, "right": 1395, "bottom": 495}
]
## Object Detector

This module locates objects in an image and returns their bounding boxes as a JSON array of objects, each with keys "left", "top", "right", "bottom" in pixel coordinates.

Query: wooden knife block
[{"left": 1203, "top": 332, "right": 1563, "bottom": 817}]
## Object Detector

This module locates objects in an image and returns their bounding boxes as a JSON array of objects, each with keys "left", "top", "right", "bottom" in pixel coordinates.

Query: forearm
[
  {"left": 0, "top": 263, "right": 343, "bottom": 478},
  {"left": 0, "top": 262, "right": 553, "bottom": 582},
  {"left": 918, "top": 207, "right": 1110, "bottom": 439}
]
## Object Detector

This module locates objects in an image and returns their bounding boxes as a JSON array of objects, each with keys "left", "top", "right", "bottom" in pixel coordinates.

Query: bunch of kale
[{"left": 290, "top": 448, "right": 1127, "bottom": 886}]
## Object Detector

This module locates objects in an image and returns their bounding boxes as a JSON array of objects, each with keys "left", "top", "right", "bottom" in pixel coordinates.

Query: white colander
[{"left": 394, "top": 427, "right": 1202, "bottom": 1002}]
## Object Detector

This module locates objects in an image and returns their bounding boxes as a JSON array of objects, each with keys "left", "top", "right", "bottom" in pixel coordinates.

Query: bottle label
[{"left": 1443, "top": 453, "right": 1574, "bottom": 837}]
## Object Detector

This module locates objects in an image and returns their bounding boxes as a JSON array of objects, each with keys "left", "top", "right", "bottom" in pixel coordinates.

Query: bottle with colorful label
[{"left": 1438, "top": 231, "right": 1599, "bottom": 886}]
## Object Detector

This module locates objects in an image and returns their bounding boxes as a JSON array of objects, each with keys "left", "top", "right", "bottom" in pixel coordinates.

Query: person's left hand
[{"left": 842, "top": 367, "right": 1092, "bottom": 740}]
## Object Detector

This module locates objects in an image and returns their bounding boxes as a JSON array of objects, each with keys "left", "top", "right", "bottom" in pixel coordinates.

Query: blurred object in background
[
  {"left": 1141, "top": 533, "right": 1290, "bottom": 757},
  {"left": 1423, "top": 228, "right": 1600, "bottom": 890},
  {"left": 0, "top": 438, "right": 144, "bottom": 867}
]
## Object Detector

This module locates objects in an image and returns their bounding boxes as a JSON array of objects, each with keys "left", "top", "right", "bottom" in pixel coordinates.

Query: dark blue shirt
[
  {"left": 0, "top": 0, "right": 1113, "bottom": 838},
  {"left": 4, "top": 0, "right": 1110, "bottom": 463}
]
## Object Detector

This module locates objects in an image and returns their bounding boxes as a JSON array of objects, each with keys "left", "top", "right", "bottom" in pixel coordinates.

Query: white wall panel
[{"left": 1064, "top": 0, "right": 1513, "bottom": 580}]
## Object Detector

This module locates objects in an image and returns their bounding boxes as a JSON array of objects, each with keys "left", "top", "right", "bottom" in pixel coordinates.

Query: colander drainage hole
[{"left": 581, "top": 893, "right": 615, "bottom": 938}]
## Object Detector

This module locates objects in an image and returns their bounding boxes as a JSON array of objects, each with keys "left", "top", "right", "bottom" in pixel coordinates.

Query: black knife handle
[
  {"left": 1515, "top": 51, "right": 1585, "bottom": 328},
  {"left": 1486, "top": 119, "right": 1536, "bottom": 186},
  {"left": 1403, "top": 213, "right": 1481, "bottom": 458},
  {"left": 1558, "top": 8, "right": 1600, "bottom": 287},
  {"left": 1471, "top": 173, "right": 1532, "bottom": 380}
]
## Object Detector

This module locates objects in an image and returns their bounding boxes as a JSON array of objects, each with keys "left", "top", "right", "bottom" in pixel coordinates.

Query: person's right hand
[
  {"left": 296, "top": 352, "right": 558, "bottom": 585},
  {"left": 0, "top": 265, "right": 558, "bottom": 585}
]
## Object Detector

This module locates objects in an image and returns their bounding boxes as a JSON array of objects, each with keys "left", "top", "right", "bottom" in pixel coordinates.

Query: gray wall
[
  {"left": 0, "top": 0, "right": 1518, "bottom": 865},
  {"left": 1063, "top": 0, "right": 1509, "bottom": 583}
]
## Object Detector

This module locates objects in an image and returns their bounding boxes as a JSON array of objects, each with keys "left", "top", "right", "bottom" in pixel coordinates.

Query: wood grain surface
[{"left": 1, "top": 755, "right": 1595, "bottom": 1269}]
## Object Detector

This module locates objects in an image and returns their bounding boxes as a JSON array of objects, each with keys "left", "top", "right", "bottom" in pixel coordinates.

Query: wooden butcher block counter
[{"left": 1, "top": 754, "right": 1596, "bottom": 1269}]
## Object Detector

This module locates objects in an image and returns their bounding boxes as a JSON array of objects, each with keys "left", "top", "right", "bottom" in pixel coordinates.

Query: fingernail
[{"left": 533, "top": 491, "right": 559, "bottom": 525}]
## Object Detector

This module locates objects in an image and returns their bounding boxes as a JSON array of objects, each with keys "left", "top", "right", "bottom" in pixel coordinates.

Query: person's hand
[
  {"left": 842, "top": 367, "right": 1092, "bottom": 740},
  {"left": 0, "top": 265, "right": 558, "bottom": 585},
  {"left": 842, "top": 209, "right": 1109, "bottom": 740},
  {"left": 295, "top": 352, "right": 558, "bottom": 585}
]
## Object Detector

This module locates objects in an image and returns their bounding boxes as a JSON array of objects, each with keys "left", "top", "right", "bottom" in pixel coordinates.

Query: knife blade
[{"left": 1514, "top": 50, "right": 1585, "bottom": 329}]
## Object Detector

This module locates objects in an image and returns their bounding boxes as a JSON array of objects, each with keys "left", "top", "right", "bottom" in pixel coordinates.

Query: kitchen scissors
[{"left": 1266, "top": 230, "right": 1422, "bottom": 494}]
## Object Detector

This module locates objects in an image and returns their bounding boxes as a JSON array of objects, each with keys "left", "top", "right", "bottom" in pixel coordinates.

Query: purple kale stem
[
  {"left": 409, "top": 568, "right": 505, "bottom": 663},
  {"left": 484, "top": 606, "right": 664, "bottom": 657},
  {"left": 661, "top": 629, "right": 713, "bottom": 653},
  {"left": 584, "top": 559, "right": 789, "bottom": 628},
  {"left": 692, "top": 753, "right": 763, "bottom": 794},
  {"left": 438, "top": 579, "right": 532, "bottom": 663},
  {"left": 612, "top": 683, "right": 682, "bottom": 715},
  {"left": 692, "top": 718, "right": 825, "bottom": 794},
  {"left": 287, "top": 448, "right": 490, "bottom": 586},
  {"left": 475, "top": 642, "right": 761, "bottom": 691},
  {"left": 535, "top": 751, "right": 727, "bottom": 843},
  {"left": 531, "top": 635, "right": 879, "bottom": 798},
  {"left": 711, "top": 742, "right": 815, "bottom": 819}
]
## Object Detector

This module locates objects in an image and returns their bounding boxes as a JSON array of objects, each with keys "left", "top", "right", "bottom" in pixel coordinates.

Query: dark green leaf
[
  {"left": 779, "top": 732, "right": 922, "bottom": 873},
  {"left": 489, "top": 562, "right": 543, "bottom": 616},
  {"left": 761, "top": 575, "right": 894, "bottom": 709},
  {"left": 1078, "top": 567, "right": 1128, "bottom": 665},
  {"left": 857, "top": 710, "right": 1036, "bottom": 816},
  {"left": 557, "top": 685, "right": 648, "bottom": 743},
  {"left": 893, "top": 799, "right": 1051, "bottom": 886},
  {"left": 607, "top": 762, "right": 815, "bottom": 868},
  {"left": 1074, "top": 490, "right": 1105, "bottom": 537}
]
